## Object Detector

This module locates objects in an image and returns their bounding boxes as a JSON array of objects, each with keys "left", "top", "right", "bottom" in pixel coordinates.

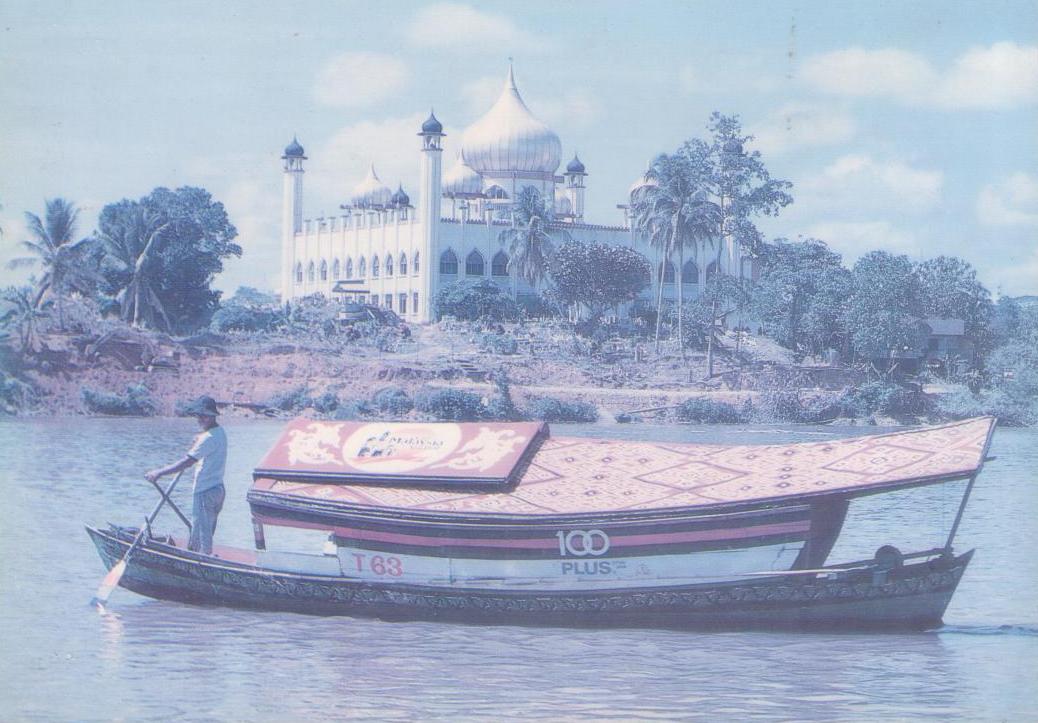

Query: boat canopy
[
  {"left": 250, "top": 417, "right": 996, "bottom": 518},
  {"left": 254, "top": 419, "right": 549, "bottom": 488}
]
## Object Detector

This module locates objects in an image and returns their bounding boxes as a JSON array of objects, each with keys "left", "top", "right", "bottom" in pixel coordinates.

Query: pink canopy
[
  {"left": 252, "top": 417, "right": 997, "bottom": 516},
  {"left": 254, "top": 419, "right": 549, "bottom": 488}
]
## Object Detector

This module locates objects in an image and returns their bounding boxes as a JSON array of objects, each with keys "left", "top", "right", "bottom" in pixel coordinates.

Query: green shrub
[
  {"left": 675, "top": 397, "right": 745, "bottom": 424},
  {"left": 333, "top": 399, "right": 371, "bottom": 420},
  {"left": 310, "top": 391, "right": 340, "bottom": 414},
  {"left": 210, "top": 304, "right": 284, "bottom": 333},
  {"left": 479, "top": 333, "right": 518, "bottom": 355},
  {"left": 371, "top": 386, "right": 414, "bottom": 416},
  {"left": 838, "top": 381, "right": 926, "bottom": 418},
  {"left": 264, "top": 385, "right": 312, "bottom": 413},
  {"left": 0, "top": 372, "right": 37, "bottom": 415},
  {"left": 752, "top": 387, "right": 804, "bottom": 423},
  {"left": 435, "top": 279, "right": 518, "bottom": 321},
  {"left": 82, "top": 383, "right": 156, "bottom": 416},
  {"left": 935, "top": 385, "right": 1035, "bottom": 426},
  {"left": 414, "top": 387, "right": 484, "bottom": 421},
  {"left": 525, "top": 396, "right": 598, "bottom": 423},
  {"left": 483, "top": 373, "right": 522, "bottom": 421}
]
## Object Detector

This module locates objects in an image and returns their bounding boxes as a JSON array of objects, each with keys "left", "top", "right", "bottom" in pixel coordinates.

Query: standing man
[{"left": 146, "top": 396, "right": 227, "bottom": 555}]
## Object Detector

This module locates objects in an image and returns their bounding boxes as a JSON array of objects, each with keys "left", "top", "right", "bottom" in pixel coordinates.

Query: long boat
[{"left": 87, "top": 416, "right": 996, "bottom": 630}]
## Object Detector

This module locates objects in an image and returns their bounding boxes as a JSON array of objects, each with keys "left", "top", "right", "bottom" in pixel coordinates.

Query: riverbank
[{"left": 2, "top": 320, "right": 997, "bottom": 427}]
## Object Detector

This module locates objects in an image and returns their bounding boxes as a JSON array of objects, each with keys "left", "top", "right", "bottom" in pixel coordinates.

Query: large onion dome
[
  {"left": 566, "top": 154, "right": 586, "bottom": 174},
  {"left": 460, "top": 66, "right": 561, "bottom": 175},
  {"left": 391, "top": 184, "right": 411, "bottom": 207},
  {"left": 442, "top": 158, "right": 484, "bottom": 197},
  {"left": 350, "top": 164, "right": 393, "bottom": 208},
  {"left": 283, "top": 136, "right": 305, "bottom": 158}
]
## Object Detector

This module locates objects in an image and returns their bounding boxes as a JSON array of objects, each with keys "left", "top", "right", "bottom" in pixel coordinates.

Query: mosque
[{"left": 280, "top": 65, "right": 751, "bottom": 322}]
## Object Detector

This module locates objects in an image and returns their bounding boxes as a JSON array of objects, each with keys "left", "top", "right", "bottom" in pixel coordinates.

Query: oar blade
[{"left": 91, "top": 559, "right": 127, "bottom": 607}]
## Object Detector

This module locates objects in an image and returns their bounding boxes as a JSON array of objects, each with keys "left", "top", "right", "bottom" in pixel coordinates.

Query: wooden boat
[{"left": 87, "top": 416, "right": 996, "bottom": 630}]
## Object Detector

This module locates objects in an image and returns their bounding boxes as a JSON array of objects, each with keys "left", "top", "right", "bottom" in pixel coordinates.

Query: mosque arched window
[
  {"left": 492, "top": 251, "right": 509, "bottom": 277},
  {"left": 386, "top": 255, "right": 394, "bottom": 277},
  {"left": 465, "top": 250, "right": 485, "bottom": 276},
  {"left": 345, "top": 258, "right": 354, "bottom": 279},
  {"left": 358, "top": 257, "right": 367, "bottom": 277},
  {"left": 440, "top": 250, "right": 458, "bottom": 275},
  {"left": 682, "top": 260, "right": 699, "bottom": 285},
  {"left": 333, "top": 259, "right": 341, "bottom": 280},
  {"left": 307, "top": 261, "right": 315, "bottom": 283},
  {"left": 320, "top": 259, "right": 328, "bottom": 282},
  {"left": 399, "top": 253, "right": 408, "bottom": 276},
  {"left": 413, "top": 252, "right": 420, "bottom": 275},
  {"left": 372, "top": 257, "right": 380, "bottom": 278},
  {"left": 659, "top": 261, "right": 675, "bottom": 284},
  {"left": 295, "top": 263, "right": 303, "bottom": 284},
  {"left": 706, "top": 261, "right": 719, "bottom": 281}
]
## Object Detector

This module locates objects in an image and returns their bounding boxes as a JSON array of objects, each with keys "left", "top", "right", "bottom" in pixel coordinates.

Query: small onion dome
[
  {"left": 283, "top": 136, "right": 305, "bottom": 158},
  {"left": 442, "top": 158, "right": 484, "bottom": 198},
  {"left": 421, "top": 111, "right": 443, "bottom": 135},
  {"left": 460, "top": 65, "right": 561, "bottom": 175},
  {"left": 566, "top": 154, "right": 586, "bottom": 174},
  {"left": 351, "top": 163, "right": 393, "bottom": 207},
  {"left": 628, "top": 171, "right": 657, "bottom": 199},
  {"left": 391, "top": 184, "right": 411, "bottom": 207},
  {"left": 484, "top": 184, "right": 509, "bottom": 200}
]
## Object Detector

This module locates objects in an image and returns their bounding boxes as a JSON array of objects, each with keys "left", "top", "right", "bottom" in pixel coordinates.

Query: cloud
[
  {"left": 800, "top": 48, "right": 936, "bottom": 101},
  {"left": 977, "top": 172, "right": 1038, "bottom": 226},
  {"left": 312, "top": 114, "right": 429, "bottom": 207},
  {"left": 935, "top": 42, "right": 1038, "bottom": 109},
  {"left": 749, "top": 103, "right": 856, "bottom": 155},
  {"left": 995, "top": 246, "right": 1038, "bottom": 296},
  {"left": 215, "top": 179, "right": 282, "bottom": 293},
  {"left": 801, "top": 154, "right": 943, "bottom": 213},
  {"left": 461, "top": 76, "right": 502, "bottom": 115},
  {"left": 804, "top": 221, "right": 921, "bottom": 260},
  {"left": 800, "top": 43, "right": 1038, "bottom": 109},
  {"left": 403, "top": 3, "right": 546, "bottom": 53},
  {"left": 314, "top": 52, "right": 409, "bottom": 108}
]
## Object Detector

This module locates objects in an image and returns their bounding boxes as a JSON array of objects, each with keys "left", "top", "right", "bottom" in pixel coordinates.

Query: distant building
[
  {"left": 280, "top": 65, "right": 753, "bottom": 322},
  {"left": 884, "top": 318, "right": 974, "bottom": 376}
]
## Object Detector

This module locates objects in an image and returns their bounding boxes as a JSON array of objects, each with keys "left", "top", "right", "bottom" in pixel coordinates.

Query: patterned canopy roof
[{"left": 252, "top": 417, "right": 996, "bottom": 518}]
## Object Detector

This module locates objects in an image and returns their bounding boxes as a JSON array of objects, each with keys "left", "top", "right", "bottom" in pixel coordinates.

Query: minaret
[
  {"left": 281, "top": 136, "right": 306, "bottom": 302},
  {"left": 564, "top": 154, "right": 587, "bottom": 222},
  {"left": 418, "top": 111, "right": 444, "bottom": 323}
]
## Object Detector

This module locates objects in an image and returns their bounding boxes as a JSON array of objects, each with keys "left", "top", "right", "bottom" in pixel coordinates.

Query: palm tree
[
  {"left": 498, "top": 186, "right": 569, "bottom": 299},
  {"left": 96, "top": 204, "right": 172, "bottom": 329},
  {"left": 7, "top": 199, "right": 97, "bottom": 329},
  {"left": 631, "top": 155, "right": 720, "bottom": 357},
  {"left": 0, "top": 286, "right": 51, "bottom": 354}
]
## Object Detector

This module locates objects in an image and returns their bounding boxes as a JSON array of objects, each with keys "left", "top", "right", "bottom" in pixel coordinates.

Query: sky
[{"left": 1, "top": 0, "right": 1036, "bottom": 296}]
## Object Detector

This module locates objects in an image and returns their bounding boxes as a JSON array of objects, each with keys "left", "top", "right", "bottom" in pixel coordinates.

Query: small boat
[{"left": 87, "top": 416, "right": 996, "bottom": 631}]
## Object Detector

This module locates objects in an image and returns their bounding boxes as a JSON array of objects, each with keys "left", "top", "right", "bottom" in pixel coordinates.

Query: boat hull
[{"left": 87, "top": 525, "right": 972, "bottom": 631}]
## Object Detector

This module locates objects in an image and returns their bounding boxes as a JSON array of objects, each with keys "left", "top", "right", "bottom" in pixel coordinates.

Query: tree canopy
[
  {"left": 843, "top": 251, "right": 924, "bottom": 361},
  {"left": 498, "top": 186, "right": 570, "bottom": 289},
  {"left": 753, "top": 239, "right": 850, "bottom": 354},
  {"left": 548, "top": 240, "right": 650, "bottom": 319},
  {"left": 96, "top": 187, "right": 240, "bottom": 333}
]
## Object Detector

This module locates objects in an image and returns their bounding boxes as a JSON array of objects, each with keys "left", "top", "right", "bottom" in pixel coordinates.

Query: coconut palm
[
  {"left": 7, "top": 199, "right": 98, "bottom": 329},
  {"left": 96, "top": 204, "right": 172, "bottom": 329},
  {"left": 498, "top": 186, "right": 570, "bottom": 298},
  {"left": 0, "top": 286, "right": 52, "bottom": 354},
  {"left": 631, "top": 154, "right": 721, "bottom": 357}
]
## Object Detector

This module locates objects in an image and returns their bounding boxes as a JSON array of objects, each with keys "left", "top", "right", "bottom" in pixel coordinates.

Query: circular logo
[{"left": 559, "top": 529, "right": 611, "bottom": 557}]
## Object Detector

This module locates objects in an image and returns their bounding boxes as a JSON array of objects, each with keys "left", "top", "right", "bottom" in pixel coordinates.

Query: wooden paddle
[{"left": 91, "top": 469, "right": 186, "bottom": 608}]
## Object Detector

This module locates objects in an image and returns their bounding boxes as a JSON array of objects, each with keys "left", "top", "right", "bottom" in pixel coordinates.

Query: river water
[{"left": 0, "top": 417, "right": 1035, "bottom": 721}]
